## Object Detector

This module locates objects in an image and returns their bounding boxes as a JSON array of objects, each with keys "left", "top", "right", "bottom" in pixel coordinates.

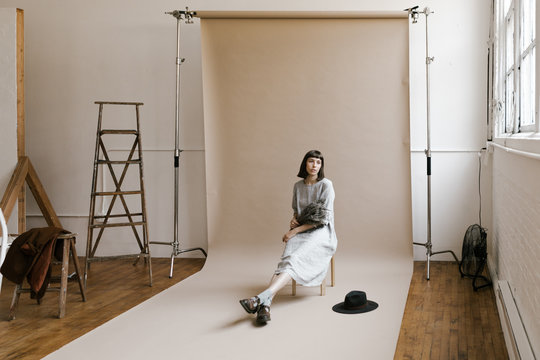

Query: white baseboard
[{"left": 488, "top": 258, "right": 536, "bottom": 360}]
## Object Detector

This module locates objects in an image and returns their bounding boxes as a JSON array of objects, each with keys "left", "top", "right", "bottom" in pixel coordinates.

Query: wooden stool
[
  {"left": 8, "top": 233, "right": 87, "bottom": 320},
  {"left": 292, "top": 256, "right": 335, "bottom": 296}
]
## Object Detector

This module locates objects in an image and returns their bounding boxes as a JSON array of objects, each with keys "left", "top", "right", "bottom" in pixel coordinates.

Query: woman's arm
[
  {"left": 289, "top": 213, "right": 299, "bottom": 229},
  {"left": 282, "top": 224, "right": 316, "bottom": 243}
]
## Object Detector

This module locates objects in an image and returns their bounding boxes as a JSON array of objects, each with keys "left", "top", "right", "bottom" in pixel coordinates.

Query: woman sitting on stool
[{"left": 240, "top": 149, "right": 338, "bottom": 324}]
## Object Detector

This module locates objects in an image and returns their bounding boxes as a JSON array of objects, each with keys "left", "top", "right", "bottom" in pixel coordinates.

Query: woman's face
[{"left": 306, "top": 157, "right": 322, "bottom": 177}]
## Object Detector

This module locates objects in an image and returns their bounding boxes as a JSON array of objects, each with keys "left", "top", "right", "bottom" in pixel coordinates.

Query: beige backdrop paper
[
  {"left": 202, "top": 17, "right": 413, "bottom": 260},
  {"left": 46, "top": 14, "right": 414, "bottom": 360}
]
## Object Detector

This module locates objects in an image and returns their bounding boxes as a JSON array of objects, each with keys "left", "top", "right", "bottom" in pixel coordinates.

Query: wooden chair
[
  {"left": 292, "top": 256, "right": 335, "bottom": 296},
  {"left": 8, "top": 233, "right": 87, "bottom": 320}
]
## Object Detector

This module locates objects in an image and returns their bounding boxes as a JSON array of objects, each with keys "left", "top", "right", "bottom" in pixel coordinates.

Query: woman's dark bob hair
[{"left": 297, "top": 150, "right": 325, "bottom": 180}]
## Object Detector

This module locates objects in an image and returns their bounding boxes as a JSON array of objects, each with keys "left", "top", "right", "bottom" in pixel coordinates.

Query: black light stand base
[
  {"left": 150, "top": 240, "right": 208, "bottom": 278},
  {"left": 169, "top": 247, "right": 208, "bottom": 278},
  {"left": 414, "top": 242, "right": 459, "bottom": 280}
]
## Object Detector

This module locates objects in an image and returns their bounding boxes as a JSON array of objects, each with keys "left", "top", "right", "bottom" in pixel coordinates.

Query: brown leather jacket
[{"left": 0, "top": 227, "right": 67, "bottom": 299}]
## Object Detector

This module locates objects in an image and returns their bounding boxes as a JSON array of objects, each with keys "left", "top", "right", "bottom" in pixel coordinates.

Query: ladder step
[
  {"left": 93, "top": 213, "right": 143, "bottom": 219},
  {"left": 94, "top": 101, "right": 144, "bottom": 106},
  {"left": 94, "top": 191, "right": 143, "bottom": 196},
  {"left": 86, "top": 253, "right": 149, "bottom": 262},
  {"left": 96, "top": 160, "right": 141, "bottom": 165},
  {"left": 90, "top": 221, "right": 146, "bottom": 229},
  {"left": 100, "top": 130, "right": 138, "bottom": 135}
]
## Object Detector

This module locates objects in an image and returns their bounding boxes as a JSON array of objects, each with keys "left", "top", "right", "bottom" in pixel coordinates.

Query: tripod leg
[
  {"left": 169, "top": 253, "right": 175, "bottom": 278},
  {"left": 426, "top": 252, "right": 431, "bottom": 280}
]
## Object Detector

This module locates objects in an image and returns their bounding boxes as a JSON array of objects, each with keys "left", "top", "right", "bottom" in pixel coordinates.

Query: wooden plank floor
[
  {"left": 0, "top": 257, "right": 205, "bottom": 360},
  {"left": 0, "top": 260, "right": 507, "bottom": 359},
  {"left": 394, "top": 261, "right": 508, "bottom": 360}
]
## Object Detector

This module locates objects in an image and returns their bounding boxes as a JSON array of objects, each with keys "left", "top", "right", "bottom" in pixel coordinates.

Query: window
[
  {"left": 504, "top": 4, "right": 515, "bottom": 133},
  {"left": 494, "top": 0, "right": 536, "bottom": 134},
  {"left": 519, "top": 0, "right": 535, "bottom": 131}
]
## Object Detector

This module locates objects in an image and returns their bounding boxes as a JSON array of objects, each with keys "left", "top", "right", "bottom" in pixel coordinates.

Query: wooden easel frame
[
  {"left": 0, "top": 9, "right": 61, "bottom": 230},
  {"left": 0, "top": 157, "right": 61, "bottom": 229}
]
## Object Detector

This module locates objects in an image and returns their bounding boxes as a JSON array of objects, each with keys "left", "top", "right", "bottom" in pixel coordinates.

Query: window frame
[{"left": 493, "top": 0, "right": 537, "bottom": 136}]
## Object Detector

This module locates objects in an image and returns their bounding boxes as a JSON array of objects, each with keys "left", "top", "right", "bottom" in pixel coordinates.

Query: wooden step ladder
[{"left": 85, "top": 101, "right": 152, "bottom": 287}]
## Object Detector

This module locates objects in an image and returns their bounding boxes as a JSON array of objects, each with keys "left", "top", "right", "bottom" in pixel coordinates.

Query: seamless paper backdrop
[
  {"left": 201, "top": 17, "right": 413, "bottom": 259},
  {"left": 45, "top": 14, "right": 415, "bottom": 360}
]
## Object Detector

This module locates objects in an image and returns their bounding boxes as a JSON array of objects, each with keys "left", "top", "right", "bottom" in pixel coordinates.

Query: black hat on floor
[{"left": 332, "top": 291, "right": 378, "bottom": 314}]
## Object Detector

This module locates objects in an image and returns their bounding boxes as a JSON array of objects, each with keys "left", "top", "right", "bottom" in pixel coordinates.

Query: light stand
[
  {"left": 406, "top": 6, "right": 459, "bottom": 280},
  {"left": 150, "top": 7, "right": 207, "bottom": 278}
]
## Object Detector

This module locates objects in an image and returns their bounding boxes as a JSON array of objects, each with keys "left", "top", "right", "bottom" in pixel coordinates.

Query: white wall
[
  {"left": 0, "top": 8, "right": 19, "bottom": 231},
  {"left": 490, "top": 147, "right": 540, "bottom": 356},
  {"left": 0, "top": 0, "right": 491, "bottom": 260}
]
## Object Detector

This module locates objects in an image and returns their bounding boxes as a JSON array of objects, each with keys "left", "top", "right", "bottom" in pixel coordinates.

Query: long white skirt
[{"left": 275, "top": 225, "right": 336, "bottom": 287}]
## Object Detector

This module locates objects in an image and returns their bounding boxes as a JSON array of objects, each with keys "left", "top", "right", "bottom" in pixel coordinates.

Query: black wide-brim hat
[{"left": 332, "top": 290, "right": 378, "bottom": 314}]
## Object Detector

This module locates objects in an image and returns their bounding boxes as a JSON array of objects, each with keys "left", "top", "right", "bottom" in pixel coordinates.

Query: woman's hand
[
  {"left": 282, "top": 229, "right": 297, "bottom": 243},
  {"left": 283, "top": 224, "right": 317, "bottom": 242},
  {"left": 289, "top": 217, "right": 300, "bottom": 229}
]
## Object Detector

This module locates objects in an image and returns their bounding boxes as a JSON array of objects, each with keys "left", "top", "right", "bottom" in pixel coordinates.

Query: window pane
[
  {"left": 520, "top": 49, "right": 535, "bottom": 126},
  {"left": 506, "top": 12, "right": 514, "bottom": 72},
  {"left": 521, "top": 0, "right": 535, "bottom": 49},
  {"left": 505, "top": 70, "right": 515, "bottom": 132},
  {"left": 534, "top": 0, "right": 537, "bottom": 38},
  {"left": 503, "top": 0, "right": 513, "bottom": 15}
]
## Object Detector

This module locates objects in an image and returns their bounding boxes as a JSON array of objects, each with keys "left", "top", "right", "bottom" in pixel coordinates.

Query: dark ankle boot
[
  {"left": 256, "top": 305, "right": 271, "bottom": 324},
  {"left": 239, "top": 297, "right": 260, "bottom": 314}
]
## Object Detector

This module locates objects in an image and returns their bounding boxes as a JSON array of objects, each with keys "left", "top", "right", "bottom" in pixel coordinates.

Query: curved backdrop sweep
[{"left": 46, "top": 12, "right": 415, "bottom": 360}]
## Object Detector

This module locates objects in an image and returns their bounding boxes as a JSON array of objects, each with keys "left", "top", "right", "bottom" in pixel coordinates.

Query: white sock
[{"left": 256, "top": 289, "right": 273, "bottom": 306}]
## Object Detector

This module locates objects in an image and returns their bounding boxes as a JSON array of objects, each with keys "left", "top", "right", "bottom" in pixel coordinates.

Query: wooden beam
[
  {"left": 18, "top": 187, "right": 26, "bottom": 233},
  {"left": 17, "top": 8, "right": 25, "bottom": 233},
  {"left": 0, "top": 157, "right": 29, "bottom": 222},
  {"left": 16, "top": 8, "right": 24, "bottom": 159},
  {"left": 25, "top": 159, "right": 62, "bottom": 228}
]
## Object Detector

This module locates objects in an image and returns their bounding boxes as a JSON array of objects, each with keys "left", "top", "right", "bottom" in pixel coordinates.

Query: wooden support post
[
  {"left": 330, "top": 256, "right": 335, "bottom": 287},
  {"left": 26, "top": 160, "right": 61, "bottom": 228},
  {"left": 0, "top": 157, "right": 61, "bottom": 228},
  {"left": 16, "top": 8, "right": 24, "bottom": 159},
  {"left": 58, "top": 237, "right": 70, "bottom": 318},
  {"left": 17, "top": 188, "right": 26, "bottom": 234},
  {"left": 8, "top": 285, "right": 22, "bottom": 320},
  {"left": 17, "top": 8, "right": 25, "bottom": 234},
  {"left": 0, "top": 157, "right": 28, "bottom": 219}
]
